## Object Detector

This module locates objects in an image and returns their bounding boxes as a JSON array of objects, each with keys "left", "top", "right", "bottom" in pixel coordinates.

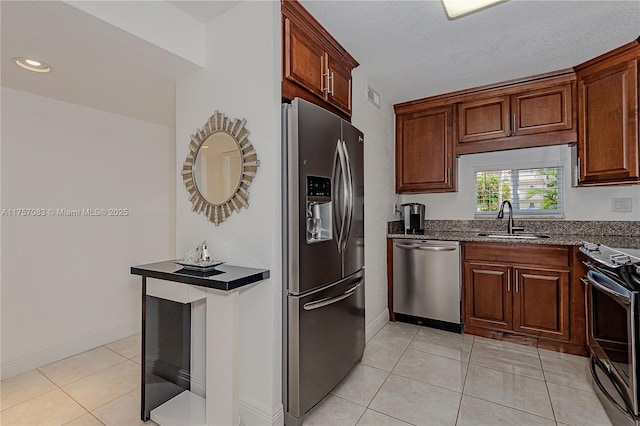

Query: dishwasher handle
[{"left": 394, "top": 243, "right": 457, "bottom": 252}]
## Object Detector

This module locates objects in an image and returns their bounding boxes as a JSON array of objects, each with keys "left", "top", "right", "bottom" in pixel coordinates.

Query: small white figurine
[
  {"left": 184, "top": 241, "right": 212, "bottom": 264},
  {"left": 196, "top": 241, "right": 211, "bottom": 262}
]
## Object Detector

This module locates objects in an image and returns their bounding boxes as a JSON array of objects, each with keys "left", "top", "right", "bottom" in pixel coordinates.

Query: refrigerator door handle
[
  {"left": 341, "top": 139, "right": 354, "bottom": 253},
  {"left": 332, "top": 140, "right": 343, "bottom": 251},
  {"left": 334, "top": 139, "right": 349, "bottom": 253},
  {"left": 302, "top": 280, "right": 363, "bottom": 311}
]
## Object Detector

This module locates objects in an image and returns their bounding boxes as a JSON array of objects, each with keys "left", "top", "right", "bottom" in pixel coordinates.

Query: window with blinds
[{"left": 475, "top": 167, "right": 564, "bottom": 217}]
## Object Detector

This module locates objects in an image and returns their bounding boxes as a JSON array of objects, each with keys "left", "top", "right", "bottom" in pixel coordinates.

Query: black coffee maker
[{"left": 401, "top": 203, "right": 425, "bottom": 233}]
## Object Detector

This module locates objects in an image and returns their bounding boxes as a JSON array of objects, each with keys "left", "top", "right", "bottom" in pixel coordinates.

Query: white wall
[
  {"left": 175, "top": 2, "right": 282, "bottom": 424},
  {"left": 350, "top": 69, "right": 397, "bottom": 338},
  {"left": 1, "top": 87, "right": 176, "bottom": 378},
  {"left": 403, "top": 144, "right": 640, "bottom": 221}
]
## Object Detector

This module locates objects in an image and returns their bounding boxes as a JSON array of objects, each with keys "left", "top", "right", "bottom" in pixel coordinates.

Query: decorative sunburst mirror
[{"left": 182, "top": 111, "right": 259, "bottom": 225}]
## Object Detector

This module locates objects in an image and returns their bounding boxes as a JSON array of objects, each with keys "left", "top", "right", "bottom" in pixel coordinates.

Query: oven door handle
[
  {"left": 590, "top": 356, "right": 634, "bottom": 417},
  {"left": 587, "top": 271, "right": 633, "bottom": 305}
]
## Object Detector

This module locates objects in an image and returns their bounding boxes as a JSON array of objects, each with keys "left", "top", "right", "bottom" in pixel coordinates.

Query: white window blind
[{"left": 475, "top": 167, "right": 564, "bottom": 217}]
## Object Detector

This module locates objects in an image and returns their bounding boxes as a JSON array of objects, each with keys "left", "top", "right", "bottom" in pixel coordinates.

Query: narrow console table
[{"left": 131, "top": 260, "right": 270, "bottom": 426}]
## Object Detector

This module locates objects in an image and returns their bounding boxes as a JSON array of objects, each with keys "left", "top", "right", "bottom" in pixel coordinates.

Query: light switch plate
[{"left": 611, "top": 198, "right": 632, "bottom": 212}]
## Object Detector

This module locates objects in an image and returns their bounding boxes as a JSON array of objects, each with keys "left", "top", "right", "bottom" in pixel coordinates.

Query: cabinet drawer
[{"left": 463, "top": 242, "right": 570, "bottom": 267}]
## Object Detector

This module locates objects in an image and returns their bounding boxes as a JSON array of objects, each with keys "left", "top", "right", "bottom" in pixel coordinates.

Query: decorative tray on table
[{"left": 175, "top": 260, "right": 225, "bottom": 272}]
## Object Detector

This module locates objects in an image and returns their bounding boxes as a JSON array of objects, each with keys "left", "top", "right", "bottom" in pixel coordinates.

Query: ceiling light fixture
[
  {"left": 442, "top": 0, "right": 506, "bottom": 19},
  {"left": 13, "top": 57, "right": 52, "bottom": 73}
]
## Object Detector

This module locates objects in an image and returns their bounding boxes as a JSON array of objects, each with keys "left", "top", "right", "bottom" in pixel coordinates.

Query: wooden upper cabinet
[
  {"left": 282, "top": 0, "right": 358, "bottom": 120},
  {"left": 325, "top": 55, "right": 352, "bottom": 114},
  {"left": 575, "top": 39, "right": 640, "bottom": 185},
  {"left": 458, "top": 96, "right": 510, "bottom": 143},
  {"left": 457, "top": 77, "right": 575, "bottom": 152},
  {"left": 284, "top": 17, "right": 325, "bottom": 99},
  {"left": 395, "top": 104, "right": 455, "bottom": 193},
  {"left": 512, "top": 83, "right": 573, "bottom": 135}
]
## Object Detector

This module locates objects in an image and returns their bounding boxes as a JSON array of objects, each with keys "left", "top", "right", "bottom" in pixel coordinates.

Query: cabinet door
[
  {"left": 283, "top": 17, "right": 326, "bottom": 100},
  {"left": 457, "top": 96, "right": 510, "bottom": 143},
  {"left": 513, "top": 268, "right": 570, "bottom": 341},
  {"left": 512, "top": 83, "right": 573, "bottom": 136},
  {"left": 577, "top": 59, "right": 640, "bottom": 183},
  {"left": 463, "top": 262, "right": 512, "bottom": 331},
  {"left": 326, "top": 55, "right": 352, "bottom": 115},
  {"left": 396, "top": 105, "right": 455, "bottom": 192}
]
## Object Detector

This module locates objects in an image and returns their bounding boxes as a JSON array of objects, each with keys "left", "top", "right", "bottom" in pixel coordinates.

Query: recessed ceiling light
[
  {"left": 442, "top": 0, "right": 506, "bottom": 19},
  {"left": 13, "top": 57, "right": 52, "bottom": 73}
]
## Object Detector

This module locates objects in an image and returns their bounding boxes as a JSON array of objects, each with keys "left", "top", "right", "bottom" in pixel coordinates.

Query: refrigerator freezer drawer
[{"left": 286, "top": 271, "right": 365, "bottom": 419}]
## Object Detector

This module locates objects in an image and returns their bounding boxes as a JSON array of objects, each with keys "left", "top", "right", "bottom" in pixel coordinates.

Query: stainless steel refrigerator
[{"left": 282, "top": 98, "right": 365, "bottom": 426}]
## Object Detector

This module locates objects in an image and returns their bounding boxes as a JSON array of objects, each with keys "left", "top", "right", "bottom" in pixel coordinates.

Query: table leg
[
  {"left": 206, "top": 290, "right": 240, "bottom": 426},
  {"left": 141, "top": 276, "right": 147, "bottom": 421}
]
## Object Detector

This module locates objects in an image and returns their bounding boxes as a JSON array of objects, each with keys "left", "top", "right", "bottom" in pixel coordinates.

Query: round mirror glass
[{"left": 193, "top": 132, "right": 242, "bottom": 205}]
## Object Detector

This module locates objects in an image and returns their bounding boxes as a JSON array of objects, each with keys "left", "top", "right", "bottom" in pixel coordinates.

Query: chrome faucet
[{"left": 497, "top": 200, "right": 524, "bottom": 234}]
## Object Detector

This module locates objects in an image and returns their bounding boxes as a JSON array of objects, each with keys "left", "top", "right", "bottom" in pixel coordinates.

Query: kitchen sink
[{"left": 477, "top": 233, "right": 551, "bottom": 239}]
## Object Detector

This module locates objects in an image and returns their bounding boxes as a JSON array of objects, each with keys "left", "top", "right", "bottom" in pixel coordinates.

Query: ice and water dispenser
[{"left": 306, "top": 176, "right": 332, "bottom": 243}]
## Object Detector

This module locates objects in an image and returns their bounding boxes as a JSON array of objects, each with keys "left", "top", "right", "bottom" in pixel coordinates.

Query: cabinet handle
[
  {"left": 330, "top": 72, "right": 334, "bottom": 95},
  {"left": 507, "top": 274, "right": 511, "bottom": 292},
  {"left": 324, "top": 71, "right": 330, "bottom": 94},
  {"left": 324, "top": 71, "right": 334, "bottom": 96},
  {"left": 505, "top": 114, "right": 510, "bottom": 135},
  {"left": 512, "top": 113, "right": 517, "bottom": 135},
  {"left": 515, "top": 274, "right": 519, "bottom": 293},
  {"left": 577, "top": 157, "right": 581, "bottom": 183}
]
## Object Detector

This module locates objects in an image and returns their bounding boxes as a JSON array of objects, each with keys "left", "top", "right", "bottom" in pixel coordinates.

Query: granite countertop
[{"left": 387, "top": 220, "right": 640, "bottom": 249}]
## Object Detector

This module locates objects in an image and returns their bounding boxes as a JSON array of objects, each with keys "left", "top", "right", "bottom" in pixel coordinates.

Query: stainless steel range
[{"left": 580, "top": 242, "right": 640, "bottom": 426}]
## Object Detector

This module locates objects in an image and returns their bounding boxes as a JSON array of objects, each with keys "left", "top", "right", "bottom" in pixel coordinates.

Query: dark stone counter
[{"left": 387, "top": 220, "right": 640, "bottom": 249}]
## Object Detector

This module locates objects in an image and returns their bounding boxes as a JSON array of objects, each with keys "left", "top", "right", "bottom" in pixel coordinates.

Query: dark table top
[{"left": 131, "top": 260, "right": 270, "bottom": 291}]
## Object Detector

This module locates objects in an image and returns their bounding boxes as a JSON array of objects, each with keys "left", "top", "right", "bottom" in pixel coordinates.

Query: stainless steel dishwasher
[{"left": 392, "top": 239, "right": 461, "bottom": 332}]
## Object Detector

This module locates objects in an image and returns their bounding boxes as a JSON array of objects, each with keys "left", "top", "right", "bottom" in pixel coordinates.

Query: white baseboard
[
  {"left": 239, "top": 397, "right": 284, "bottom": 426},
  {"left": 1, "top": 322, "right": 139, "bottom": 380},
  {"left": 366, "top": 309, "right": 389, "bottom": 342}
]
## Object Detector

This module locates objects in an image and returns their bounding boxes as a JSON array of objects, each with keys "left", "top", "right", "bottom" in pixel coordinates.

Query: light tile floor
[
  {"left": 0, "top": 334, "right": 155, "bottom": 426},
  {"left": 304, "top": 321, "right": 613, "bottom": 426},
  {"left": 1, "top": 323, "right": 612, "bottom": 426}
]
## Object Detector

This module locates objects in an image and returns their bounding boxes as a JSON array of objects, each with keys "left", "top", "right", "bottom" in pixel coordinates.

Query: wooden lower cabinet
[
  {"left": 464, "top": 263, "right": 511, "bottom": 331},
  {"left": 462, "top": 242, "right": 584, "bottom": 354},
  {"left": 513, "top": 267, "right": 570, "bottom": 341}
]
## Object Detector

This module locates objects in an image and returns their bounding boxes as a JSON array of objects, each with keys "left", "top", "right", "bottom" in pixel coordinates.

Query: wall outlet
[{"left": 611, "top": 198, "right": 632, "bottom": 212}]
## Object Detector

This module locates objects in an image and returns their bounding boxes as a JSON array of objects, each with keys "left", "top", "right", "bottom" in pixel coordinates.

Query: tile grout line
[
  {"left": 0, "top": 369, "right": 61, "bottom": 412},
  {"left": 464, "top": 335, "right": 558, "bottom": 422},
  {"left": 454, "top": 335, "right": 477, "bottom": 425},
  {"left": 53, "top": 355, "right": 139, "bottom": 421},
  {"left": 356, "top": 324, "right": 418, "bottom": 425},
  {"left": 1, "top": 339, "right": 139, "bottom": 424}
]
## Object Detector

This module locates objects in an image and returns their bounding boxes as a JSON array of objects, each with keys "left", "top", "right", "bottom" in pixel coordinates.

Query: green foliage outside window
[
  {"left": 525, "top": 168, "right": 558, "bottom": 210},
  {"left": 476, "top": 172, "right": 511, "bottom": 212}
]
